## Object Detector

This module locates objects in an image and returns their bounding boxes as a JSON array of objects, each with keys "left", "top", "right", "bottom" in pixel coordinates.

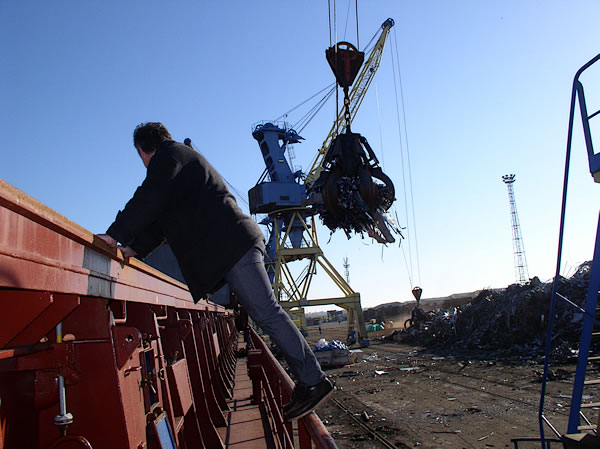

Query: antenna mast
[{"left": 502, "top": 174, "right": 529, "bottom": 284}]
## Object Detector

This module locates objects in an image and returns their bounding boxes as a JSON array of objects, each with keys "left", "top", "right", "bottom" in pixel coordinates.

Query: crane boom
[{"left": 305, "top": 18, "right": 394, "bottom": 190}]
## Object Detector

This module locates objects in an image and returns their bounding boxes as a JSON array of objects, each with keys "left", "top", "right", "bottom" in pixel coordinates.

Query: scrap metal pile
[
  {"left": 393, "top": 262, "right": 593, "bottom": 361},
  {"left": 314, "top": 131, "right": 397, "bottom": 244}
]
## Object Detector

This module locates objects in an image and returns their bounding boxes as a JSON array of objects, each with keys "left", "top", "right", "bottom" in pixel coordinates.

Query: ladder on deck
[{"left": 537, "top": 53, "right": 600, "bottom": 449}]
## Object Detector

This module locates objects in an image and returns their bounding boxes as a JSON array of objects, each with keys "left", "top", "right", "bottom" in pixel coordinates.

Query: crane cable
[
  {"left": 185, "top": 140, "right": 251, "bottom": 211},
  {"left": 279, "top": 3, "right": 377, "bottom": 135},
  {"left": 389, "top": 26, "right": 422, "bottom": 288},
  {"left": 328, "top": 3, "right": 423, "bottom": 292},
  {"left": 294, "top": 87, "right": 336, "bottom": 134},
  {"left": 343, "top": 1, "right": 351, "bottom": 40},
  {"left": 280, "top": 19, "right": 379, "bottom": 136},
  {"left": 328, "top": 0, "right": 340, "bottom": 135},
  {"left": 299, "top": 22, "right": 382, "bottom": 175},
  {"left": 372, "top": 26, "right": 421, "bottom": 290},
  {"left": 274, "top": 83, "right": 336, "bottom": 124},
  {"left": 329, "top": 0, "right": 361, "bottom": 126},
  {"left": 355, "top": 0, "right": 359, "bottom": 49}
]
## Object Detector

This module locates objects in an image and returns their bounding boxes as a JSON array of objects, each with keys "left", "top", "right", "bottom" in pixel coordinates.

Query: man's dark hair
[{"left": 133, "top": 122, "right": 173, "bottom": 154}]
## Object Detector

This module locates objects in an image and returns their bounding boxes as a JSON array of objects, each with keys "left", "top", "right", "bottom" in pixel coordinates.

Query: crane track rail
[
  {"left": 329, "top": 396, "right": 401, "bottom": 449},
  {"left": 357, "top": 344, "right": 569, "bottom": 410},
  {"left": 331, "top": 386, "right": 481, "bottom": 449},
  {"left": 328, "top": 356, "right": 569, "bottom": 449}
]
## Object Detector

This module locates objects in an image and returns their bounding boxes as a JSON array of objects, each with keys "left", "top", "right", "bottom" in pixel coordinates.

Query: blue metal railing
[{"left": 537, "top": 53, "right": 600, "bottom": 449}]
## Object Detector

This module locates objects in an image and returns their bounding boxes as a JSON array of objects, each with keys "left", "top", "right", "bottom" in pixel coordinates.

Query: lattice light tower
[
  {"left": 502, "top": 174, "right": 529, "bottom": 284},
  {"left": 343, "top": 257, "right": 350, "bottom": 285}
]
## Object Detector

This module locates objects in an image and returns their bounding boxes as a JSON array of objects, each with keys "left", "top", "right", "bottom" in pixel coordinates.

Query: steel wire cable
[
  {"left": 328, "top": 0, "right": 332, "bottom": 47},
  {"left": 394, "top": 28, "right": 422, "bottom": 287},
  {"left": 186, "top": 140, "right": 250, "bottom": 211},
  {"left": 295, "top": 88, "right": 336, "bottom": 134},
  {"left": 292, "top": 87, "right": 335, "bottom": 131},
  {"left": 389, "top": 27, "right": 421, "bottom": 289},
  {"left": 400, "top": 243, "right": 414, "bottom": 288},
  {"left": 362, "top": 29, "right": 379, "bottom": 54},
  {"left": 274, "top": 83, "right": 336, "bottom": 123},
  {"left": 355, "top": 0, "right": 359, "bottom": 49},
  {"left": 343, "top": 0, "right": 351, "bottom": 40}
]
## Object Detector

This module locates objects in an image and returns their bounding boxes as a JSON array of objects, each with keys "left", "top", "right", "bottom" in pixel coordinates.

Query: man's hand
[
  {"left": 96, "top": 234, "right": 117, "bottom": 248},
  {"left": 119, "top": 246, "right": 137, "bottom": 258}
]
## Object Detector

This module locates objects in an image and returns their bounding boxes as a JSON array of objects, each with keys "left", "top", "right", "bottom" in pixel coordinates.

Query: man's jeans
[{"left": 224, "top": 241, "right": 325, "bottom": 387}]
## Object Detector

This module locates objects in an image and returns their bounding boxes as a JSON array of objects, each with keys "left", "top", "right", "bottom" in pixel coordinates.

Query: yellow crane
[{"left": 249, "top": 18, "right": 396, "bottom": 344}]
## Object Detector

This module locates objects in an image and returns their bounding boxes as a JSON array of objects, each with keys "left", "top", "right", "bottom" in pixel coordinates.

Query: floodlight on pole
[
  {"left": 502, "top": 174, "right": 529, "bottom": 284},
  {"left": 343, "top": 257, "right": 350, "bottom": 285}
]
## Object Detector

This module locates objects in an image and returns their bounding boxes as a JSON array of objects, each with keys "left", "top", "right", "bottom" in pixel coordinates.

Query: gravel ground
[{"left": 304, "top": 321, "right": 591, "bottom": 449}]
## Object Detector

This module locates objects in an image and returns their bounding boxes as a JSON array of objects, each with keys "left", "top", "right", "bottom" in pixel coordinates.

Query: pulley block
[
  {"left": 325, "top": 42, "right": 365, "bottom": 89},
  {"left": 412, "top": 286, "right": 423, "bottom": 303}
]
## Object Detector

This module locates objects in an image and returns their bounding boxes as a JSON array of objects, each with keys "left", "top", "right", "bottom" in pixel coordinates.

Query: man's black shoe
[{"left": 284, "top": 378, "right": 335, "bottom": 421}]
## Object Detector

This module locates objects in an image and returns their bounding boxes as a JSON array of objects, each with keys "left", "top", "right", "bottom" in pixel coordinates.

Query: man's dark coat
[{"left": 107, "top": 140, "right": 264, "bottom": 300}]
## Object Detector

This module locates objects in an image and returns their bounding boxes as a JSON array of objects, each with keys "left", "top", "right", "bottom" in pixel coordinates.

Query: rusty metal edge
[{"left": 0, "top": 178, "right": 224, "bottom": 313}]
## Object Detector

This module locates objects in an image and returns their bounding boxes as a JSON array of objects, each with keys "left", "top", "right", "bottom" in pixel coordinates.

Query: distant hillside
[{"left": 363, "top": 291, "right": 481, "bottom": 323}]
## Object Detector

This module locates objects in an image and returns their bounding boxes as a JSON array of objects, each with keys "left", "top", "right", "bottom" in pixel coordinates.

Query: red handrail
[{"left": 247, "top": 328, "right": 338, "bottom": 449}]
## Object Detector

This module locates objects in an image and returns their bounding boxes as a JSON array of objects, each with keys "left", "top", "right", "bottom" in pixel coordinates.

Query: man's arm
[
  {"left": 96, "top": 233, "right": 137, "bottom": 258},
  {"left": 106, "top": 151, "right": 180, "bottom": 245},
  {"left": 97, "top": 234, "right": 117, "bottom": 248},
  {"left": 128, "top": 221, "right": 165, "bottom": 259}
]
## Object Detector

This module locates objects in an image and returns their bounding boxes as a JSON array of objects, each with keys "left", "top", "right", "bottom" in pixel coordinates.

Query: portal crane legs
[{"left": 268, "top": 207, "right": 367, "bottom": 343}]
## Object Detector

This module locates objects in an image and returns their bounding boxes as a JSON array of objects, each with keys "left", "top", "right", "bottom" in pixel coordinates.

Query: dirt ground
[{"left": 304, "top": 321, "right": 586, "bottom": 449}]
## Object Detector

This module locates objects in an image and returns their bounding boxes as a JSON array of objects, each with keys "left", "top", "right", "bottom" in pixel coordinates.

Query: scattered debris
[
  {"left": 400, "top": 367, "right": 422, "bottom": 372},
  {"left": 533, "top": 368, "right": 572, "bottom": 382},
  {"left": 314, "top": 338, "right": 348, "bottom": 351},
  {"left": 314, "top": 338, "right": 351, "bottom": 367},
  {"left": 349, "top": 349, "right": 366, "bottom": 363}
]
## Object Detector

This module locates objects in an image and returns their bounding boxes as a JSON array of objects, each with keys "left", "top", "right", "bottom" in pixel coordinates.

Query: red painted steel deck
[
  {"left": 0, "top": 178, "right": 338, "bottom": 449},
  {"left": 218, "top": 356, "right": 272, "bottom": 449},
  {"left": 0, "top": 178, "right": 214, "bottom": 310}
]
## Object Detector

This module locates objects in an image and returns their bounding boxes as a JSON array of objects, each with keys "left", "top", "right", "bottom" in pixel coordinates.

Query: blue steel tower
[{"left": 502, "top": 174, "right": 529, "bottom": 284}]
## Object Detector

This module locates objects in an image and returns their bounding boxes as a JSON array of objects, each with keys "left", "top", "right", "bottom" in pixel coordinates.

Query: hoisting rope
[
  {"left": 281, "top": 2, "right": 375, "bottom": 136},
  {"left": 389, "top": 26, "right": 422, "bottom": 288},
  {"left": 184, "top": 139, "right": 251, "bottom": 211},
  {"left": 328, "top": 0, "right": 333, "bottom": 47},
  {"left": 294, "top": 87, "right": 336, "bottom": 134},
  {"left": 329, "top": 0, "right": 362, "bottom": 132},
  {"left": 343, "top": 1, "right": 351, "bottom": 41},
  {"left": 375, "top": 83, "right": 385, "bottom": 169},
  {"left": 355, "top": 0, "right": 359, "bottom": 49},
  {"left": 362, "top": 28, "right": 381, "bottom": 55},
  {"left": 281, "top": 23, "right": 379, "bottom": 137},
  {"left": 274, "top": 83, "right": 336, "bottom": 123},
  {"left": 329, "top": 0, "right": 340, "bottom": 135}
]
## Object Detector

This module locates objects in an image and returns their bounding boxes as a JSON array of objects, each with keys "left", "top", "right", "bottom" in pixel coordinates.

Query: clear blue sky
[{"left": 2, "top": 1, "right": 600, "bottom": 309}]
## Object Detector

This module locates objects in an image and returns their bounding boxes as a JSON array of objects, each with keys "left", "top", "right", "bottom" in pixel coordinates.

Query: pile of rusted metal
[{"left": 392, "top": 262, "right": 592, "bottom": 360}]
